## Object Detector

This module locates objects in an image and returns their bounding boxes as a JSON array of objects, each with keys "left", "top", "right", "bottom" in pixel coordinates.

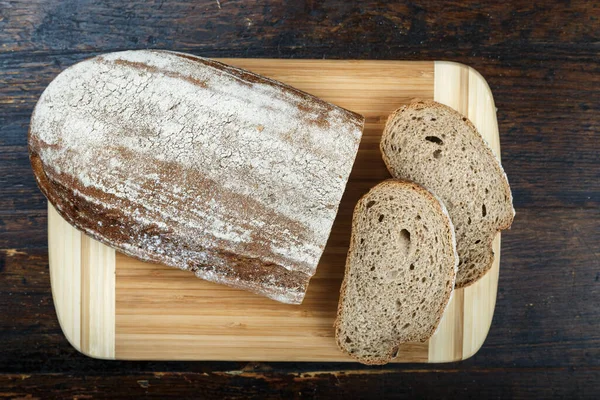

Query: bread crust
[{"left": 29, "top": 50, "right": 364, "bottom": 304}]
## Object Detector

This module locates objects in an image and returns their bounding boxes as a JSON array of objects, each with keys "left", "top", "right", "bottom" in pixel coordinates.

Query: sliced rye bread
[
  {"left": 335, "top": 180, "right": 458, "bottom": 365},
  {"left": 380, "top": 100, "right": 514, "bottom": 288}
]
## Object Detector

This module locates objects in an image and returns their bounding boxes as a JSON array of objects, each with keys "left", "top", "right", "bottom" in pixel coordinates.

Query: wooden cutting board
[{"left": 48, "top": 59, "right": 502, "bottom": 362}]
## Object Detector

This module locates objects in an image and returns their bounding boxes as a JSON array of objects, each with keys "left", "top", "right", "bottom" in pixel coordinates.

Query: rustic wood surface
[{"left": 0, "top": 0, "right": 598, "bottom": 398}]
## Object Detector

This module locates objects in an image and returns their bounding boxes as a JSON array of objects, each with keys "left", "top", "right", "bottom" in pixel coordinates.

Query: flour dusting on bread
[{"left": 30, "top": 50, "right": 364, "bottom": 304}]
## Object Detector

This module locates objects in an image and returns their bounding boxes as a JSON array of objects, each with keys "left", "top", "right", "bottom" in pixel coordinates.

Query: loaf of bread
[
  {"left": 29, "top": 50, "right": 364, "bottom": 304},
  {"left": 335, "top": 180, "right": 457, "bottom": 365},
  {"left": 380, "top": 100, "right": 514, "bottom": 287}
]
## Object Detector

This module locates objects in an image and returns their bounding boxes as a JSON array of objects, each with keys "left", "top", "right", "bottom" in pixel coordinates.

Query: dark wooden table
[{"left": 1, "top": 1, "right": 599, "bottom": 398}]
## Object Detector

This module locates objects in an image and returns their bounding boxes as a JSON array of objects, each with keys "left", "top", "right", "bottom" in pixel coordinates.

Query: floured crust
[
  {"left": 29, "top": 50, "right": 364, "bottom": 304},
  {"left": 334, "top": 180, "right": 457, "bottom": 364}
]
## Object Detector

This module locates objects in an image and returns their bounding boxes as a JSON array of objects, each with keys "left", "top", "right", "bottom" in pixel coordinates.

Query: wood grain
[
  {"left": 47, "top": 59, "right": 502, "bottom": 362},
  {"left": 432, "top": 61, "right": 503, "bottom": 361},
  {"left": 2, "top": 368, "right": 599, "bottom": 400},
  {"left": 2, "top": 0, "right": 599, "bottom": 397},
  {"left": 48, "top": 205, "right": 116, "bottom": 360},
  {"left": 80, "top": 235, "right": 115, "bottom": 359},
  {"left": 48, "top": 203, "right": 81, "bottom": 348}
]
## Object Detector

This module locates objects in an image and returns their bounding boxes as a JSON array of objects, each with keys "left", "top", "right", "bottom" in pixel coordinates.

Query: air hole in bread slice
[
  {"left": 400, "top": 229, "right": 410, "bottom": 241},
  {"left": 425, "top": 136, "right": 444, "bottom": 145}
]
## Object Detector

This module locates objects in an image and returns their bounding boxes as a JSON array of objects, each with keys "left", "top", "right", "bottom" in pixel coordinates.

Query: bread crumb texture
[
  {"left": 335, "top": 180, "right": 457, "bottom": 364},
  {"left": 380, "top": 101, "right": 514, "bottom": 288}
]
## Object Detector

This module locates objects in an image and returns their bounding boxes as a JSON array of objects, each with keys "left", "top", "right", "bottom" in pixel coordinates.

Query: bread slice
[
  {"left": 335, "top": 180, "right": 458, "bottom": 365},
  {"left": 380, "top": 100, "right": 514, "bottom": 288}
]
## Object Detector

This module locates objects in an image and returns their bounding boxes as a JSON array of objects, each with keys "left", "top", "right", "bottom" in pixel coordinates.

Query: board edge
[{"left": 429, "top": 60, "right": 501, "bottom": 363}]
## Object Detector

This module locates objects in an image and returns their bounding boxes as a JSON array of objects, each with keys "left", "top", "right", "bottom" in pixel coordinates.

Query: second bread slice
[
  {"left": 335, "top": 180, "right": 458, "bottom": 365},
  {"left": 380, "top": 100, "right": 514, "bottom": 287}
]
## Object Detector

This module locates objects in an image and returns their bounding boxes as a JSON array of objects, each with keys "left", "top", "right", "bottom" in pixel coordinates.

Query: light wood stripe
[
  {"left": 48, "top": 204, "right": 116, "bottom": 359},
  {"left": 432, "top": 61, "right": 502, "bottom": 361},
  {"left": 463, "top": 235, "right": 501, "bottom": 359},
  {"left": 80, "top": 235, "right": 116, "bottom": 359},
  {"left": 48, "top": 204, "right": 81, "bottom": 351},
  {"left": 428, "top": 289, "right": 464, "bottom": 362},
  {"left": 434, "top": 61, "right": 470, "bottom": 114}
]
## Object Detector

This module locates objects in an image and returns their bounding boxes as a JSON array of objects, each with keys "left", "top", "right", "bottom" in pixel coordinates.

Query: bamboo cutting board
[{"left": 48, "top": 60, "right": 502, "bottom": 362}]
